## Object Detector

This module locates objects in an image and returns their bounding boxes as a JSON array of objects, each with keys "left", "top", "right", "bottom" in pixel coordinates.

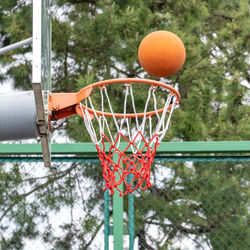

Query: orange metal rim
[
  {"left": 78, "top": 104, "right": 174, "bottom": 118},
  {"left": 77, "top": 78, "right": 180, "bottom": 118}
]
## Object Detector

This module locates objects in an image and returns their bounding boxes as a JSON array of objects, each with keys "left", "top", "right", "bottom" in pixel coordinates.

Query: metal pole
[
  {"left": 104, "top": 189, "right": 110, "bottom": 250},
  {"left": 113, "top": 154, "right": 123, "bottom": 250},
  {"left": 0, "top": 37, "right": 32, "bottom": 55},
  {"left": 128, "top": 174, "right": 134, "bottom": 250}
]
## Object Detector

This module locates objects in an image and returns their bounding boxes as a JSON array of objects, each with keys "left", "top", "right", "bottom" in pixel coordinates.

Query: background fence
[{"left": 0, "top": 152, "right": 249, "bottom": 250}]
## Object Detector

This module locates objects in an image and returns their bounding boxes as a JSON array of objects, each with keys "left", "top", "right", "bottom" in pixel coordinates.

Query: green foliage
[
  {"left": 0, "top": 0, "right": 249, "bottom": 249},
  {"left": 0, "top": 1, "right": 32, "bottom": 89},
  {"left": 134, "top": 161, "right": 249, "bottom": 249}
]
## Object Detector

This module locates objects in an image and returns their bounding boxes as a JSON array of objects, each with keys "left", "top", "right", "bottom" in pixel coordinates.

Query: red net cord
[{"left": 96, "top": 131, "right": 160, "bottom": 196}]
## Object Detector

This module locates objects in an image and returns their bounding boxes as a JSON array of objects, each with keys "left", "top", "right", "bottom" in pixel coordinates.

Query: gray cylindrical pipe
[
  {"left": 0, "top": 37, "right": 32, "bottom": 55},
  {"left": 0, "top": 91, "right": 38, "bottom": 141}
]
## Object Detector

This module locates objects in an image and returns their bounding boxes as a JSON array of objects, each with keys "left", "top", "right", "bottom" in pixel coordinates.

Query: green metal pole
[
  {"left": 104, "top": 189, "right": 110, "bottom": 250},
  {"left": 113, "top": 154, "right": 123, "bottom": 250},
  {"left": 128, "top": 174, "right": 134, "bottom": 250}
]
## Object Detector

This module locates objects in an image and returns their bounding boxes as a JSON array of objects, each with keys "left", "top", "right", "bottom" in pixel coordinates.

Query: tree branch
[
  {"left": 213, "top": 14, "right": 233, "bottom": 21},
  {"left": 0, "top": 163, "right": 78, "bottom": 222},
  {"left": 145, "top": 219, "right": 216, "bottom": 235},
  {"left": 68, "top": 0, "right": 97, "bottom": 4},
  {"left": 85, "top": 220, "right": 104, "bottom": 248}
]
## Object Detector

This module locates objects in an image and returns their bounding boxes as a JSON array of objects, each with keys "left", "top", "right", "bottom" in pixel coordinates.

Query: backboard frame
[{"left": 32, "top": 0, "right": 52, "bottom": 167}]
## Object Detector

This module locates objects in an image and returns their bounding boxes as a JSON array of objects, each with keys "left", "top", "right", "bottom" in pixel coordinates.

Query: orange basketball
[{"left": 138, "top": 31, "right": 186, "bottom": 77}]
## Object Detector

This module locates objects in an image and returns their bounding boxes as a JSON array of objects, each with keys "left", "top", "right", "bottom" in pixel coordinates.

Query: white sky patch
[
  {"left": 51, "top": 3, "right": 75, "bottom": 23},
  {"left": 0, "top": 81, "right": 14, "bottom": 92}
]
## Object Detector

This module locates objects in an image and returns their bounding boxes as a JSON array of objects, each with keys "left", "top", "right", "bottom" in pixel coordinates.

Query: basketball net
[{"left": 79, "top": 79, "right": 178, "bottom": 196}]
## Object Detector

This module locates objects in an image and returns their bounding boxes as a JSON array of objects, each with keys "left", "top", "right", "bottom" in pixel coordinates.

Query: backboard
[{"left": 32, "top": 0, "right": 52, "bottom": 167}]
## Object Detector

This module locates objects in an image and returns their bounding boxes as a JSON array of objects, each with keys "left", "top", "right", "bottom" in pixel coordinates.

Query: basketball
[{"left": 138, "top": 30, "right": 186, "bottom": 77}]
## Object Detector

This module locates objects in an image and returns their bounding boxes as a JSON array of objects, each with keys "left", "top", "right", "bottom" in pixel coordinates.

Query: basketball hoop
[
  {"left": 74, "top": 78, "right": 180, "bottom": 196},
  {"left": 49, "top": 78, "right": 179, "bottom": 195}
]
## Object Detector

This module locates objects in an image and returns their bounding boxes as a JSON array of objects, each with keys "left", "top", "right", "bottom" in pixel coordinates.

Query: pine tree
[{"left": 0, "top": 0, "right": 249, "bottom": 249}]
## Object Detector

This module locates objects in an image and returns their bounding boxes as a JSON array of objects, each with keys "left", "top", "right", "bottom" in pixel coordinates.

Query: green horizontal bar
[
  {"left": 0, "top": 143, "right": 96, "bottom": 155},
  {"left": 52, "top": 142, "right": 96, "bottom": 154},
  {"left": 0, "top": 143, "right": 42, "bottom": 154},
  {"left": 0, "top": 141, "right": 249, "bottom": 155},
  {"left": 157, "top": 141, "right": 250, "bottom": 153},
  {"left": 0, "top": 156, "right": 249, "bottom": 163}
]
